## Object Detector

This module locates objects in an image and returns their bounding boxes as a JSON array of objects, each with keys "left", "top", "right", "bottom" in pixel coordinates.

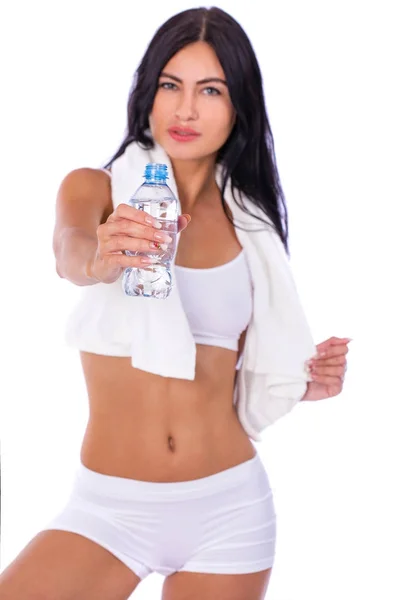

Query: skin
[{"left": 0, "top": 42, "right": 350, "bottom": 600}]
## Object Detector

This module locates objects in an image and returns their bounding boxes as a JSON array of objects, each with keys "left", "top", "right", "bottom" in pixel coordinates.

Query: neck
[{"left": 170, "top": 156, "right": 219, "bottom": 212}]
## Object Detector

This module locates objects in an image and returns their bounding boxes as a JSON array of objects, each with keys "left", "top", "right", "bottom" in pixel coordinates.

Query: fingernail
[
  {"left": 140, "top": 257, "right": 153, "bottom": 264},
  {"left": 155, "top": 232, "right": 172, "bottom": 243},
  {"left": 145, "top": 217, "right": 162, "bottom": 229},
  {"left": 152, "top": 242, "right": 168, "bottom": 251}
]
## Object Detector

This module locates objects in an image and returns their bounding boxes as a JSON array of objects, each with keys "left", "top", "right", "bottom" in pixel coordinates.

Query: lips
[{"left": 168, "top": 127, "right": 201, "bottom": 142}]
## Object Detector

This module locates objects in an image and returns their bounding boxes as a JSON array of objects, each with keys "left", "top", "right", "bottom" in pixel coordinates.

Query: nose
[{"left": 174, "top": 90, "right": 198, "bottom": 122}]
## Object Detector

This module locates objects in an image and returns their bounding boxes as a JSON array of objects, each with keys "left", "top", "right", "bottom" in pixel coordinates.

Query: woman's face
[{"left": 149, "top": 41, "right": 236, "bottom": 162}]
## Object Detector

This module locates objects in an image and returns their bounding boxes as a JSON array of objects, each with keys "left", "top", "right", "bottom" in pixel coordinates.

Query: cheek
[
  {"left": 150, "top": 94, "right": 170, "bottom": 129},
  {"left": 206, "top": 104, "right": 235, "bottom": 142}
]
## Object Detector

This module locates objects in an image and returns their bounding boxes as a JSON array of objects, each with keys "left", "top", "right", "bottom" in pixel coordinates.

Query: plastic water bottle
[{"left": 122, "top": 163, "right": 178, "bottom": 299}]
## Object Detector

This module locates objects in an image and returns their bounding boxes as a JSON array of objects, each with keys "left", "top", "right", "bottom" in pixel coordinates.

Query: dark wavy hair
[{"left": 105, "top": 7, "right": 289, "bottom": 252}]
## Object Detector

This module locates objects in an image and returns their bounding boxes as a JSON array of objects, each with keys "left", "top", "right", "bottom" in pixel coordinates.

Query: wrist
[{"left": 301, "top": 383, "right": 311, "bottom": 401}]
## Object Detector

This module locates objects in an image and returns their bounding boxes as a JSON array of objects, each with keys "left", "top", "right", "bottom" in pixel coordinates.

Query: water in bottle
[{"left": 122, "top": 163, "right": 178, "bottom": 299}]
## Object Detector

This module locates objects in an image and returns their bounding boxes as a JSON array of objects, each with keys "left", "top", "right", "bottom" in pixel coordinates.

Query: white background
[{"left": 1, "top": 1, "right": 399, "bottom": 598}]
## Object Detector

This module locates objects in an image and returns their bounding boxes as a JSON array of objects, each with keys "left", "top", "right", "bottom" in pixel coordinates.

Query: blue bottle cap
[{"left": 144, "top": 163, "right": 169, "bottom": 181}]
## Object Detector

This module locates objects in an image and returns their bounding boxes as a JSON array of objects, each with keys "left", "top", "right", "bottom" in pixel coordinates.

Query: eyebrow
[{"left": 160, "top": 72, "right": 228, "bottom": 86}]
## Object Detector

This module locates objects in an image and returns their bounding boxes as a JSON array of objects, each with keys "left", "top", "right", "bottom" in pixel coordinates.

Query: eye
[
  {"left": 203, "top": 87, "right": 221, "bottom": 96},
  {"left": 159, "top": 82, "right": 178, "bottom": 91}
]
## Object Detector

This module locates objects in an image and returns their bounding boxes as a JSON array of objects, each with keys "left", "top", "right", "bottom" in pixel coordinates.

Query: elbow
[
  {"left": 53, "top": 229, "right": 66, "bottom": 279},
  {"left": 55, "top": 260, "right": 65, "bottom": 279}
]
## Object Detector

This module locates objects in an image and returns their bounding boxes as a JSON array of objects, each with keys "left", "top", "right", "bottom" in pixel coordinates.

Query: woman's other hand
[{"left": 302, "top": 337, "right": 352, "bottom": 401}]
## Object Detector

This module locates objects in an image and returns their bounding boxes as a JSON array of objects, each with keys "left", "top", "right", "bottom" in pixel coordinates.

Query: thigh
[
  {"left": 162, "top": 568, "right": 272, "bottom": 600},
  {"left": 0, "top": 530, "right": 141, "bottom": 600}
]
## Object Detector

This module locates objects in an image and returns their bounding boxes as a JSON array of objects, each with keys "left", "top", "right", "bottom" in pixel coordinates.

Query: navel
[{"left": 167, "top": 435, "right": 176, "bottom": 452}]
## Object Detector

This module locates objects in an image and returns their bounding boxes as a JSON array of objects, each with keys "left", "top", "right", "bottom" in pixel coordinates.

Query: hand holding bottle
[{"left": 87, "top": 203, "right": 190, "bottom": 284}]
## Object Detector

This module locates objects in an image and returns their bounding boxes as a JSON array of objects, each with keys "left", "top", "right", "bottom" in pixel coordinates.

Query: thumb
[{"left": 178, "top": 214, "right": 191, "bottom": 232}]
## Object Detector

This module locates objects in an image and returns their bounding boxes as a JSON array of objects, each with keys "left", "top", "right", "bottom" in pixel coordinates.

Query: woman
[{"left": 0, "top": 7, "right": 350, "bottom": 600}]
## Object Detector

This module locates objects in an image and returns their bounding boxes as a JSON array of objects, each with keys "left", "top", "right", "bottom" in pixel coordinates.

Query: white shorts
[{"left": 43, "top": 452, "right": 276, "bottom": 579}]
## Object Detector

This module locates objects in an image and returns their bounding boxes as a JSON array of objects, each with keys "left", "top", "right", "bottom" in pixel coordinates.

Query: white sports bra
[{"left": 175, "top": 251, "right": 253, "bottom": 351}]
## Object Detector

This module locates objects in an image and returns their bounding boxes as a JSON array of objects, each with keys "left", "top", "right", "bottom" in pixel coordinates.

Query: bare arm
[{"left": 53, "top": 168, "right": 114, "bottom": 286}]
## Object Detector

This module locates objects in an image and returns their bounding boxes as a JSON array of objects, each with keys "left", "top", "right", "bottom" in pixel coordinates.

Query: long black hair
[{"left": 105, "top": 7, "right": 289, "bottom": 252}]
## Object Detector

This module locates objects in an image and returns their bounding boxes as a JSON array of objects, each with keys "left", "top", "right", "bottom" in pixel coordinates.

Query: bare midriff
[{"left": 79, "top": 344, "right": 256, "bottom": 483}]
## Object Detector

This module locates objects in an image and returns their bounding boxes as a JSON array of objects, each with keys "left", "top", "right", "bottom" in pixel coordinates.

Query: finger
[
  {"left": 315, "top": 344, "right": 350, "bottom": 359},
  {"left": 106, "top": 253, "right": 159, "bottom": 268},
  {"left": 108, "top": 203, "right": 163, "bottom": 229},
  {"left": 310, "top": 365, "right": 345, "bottom": 378},
  {"left": 310, "top": 373, "right": 344, "bottom": 388},
  {"left": 309, "top": 354, "right": 347, "bottom": 367},
  {"left": 178, "top": 214, "right": 191, "bottom": 232},
  {"left": 329, "top": 337, "right": 353, "bottom": 344},
  {"left": 316, "top": 337, "right": 351, "bottom": 349},
  {"left": 102, "top": 235, "right": 167, "bottom": 255},
  {"left": 101, "top": 220, "right": 173, "bottom": 245},
  {"left": 317, "top": 336, "right": 352, "bottom": 351}
]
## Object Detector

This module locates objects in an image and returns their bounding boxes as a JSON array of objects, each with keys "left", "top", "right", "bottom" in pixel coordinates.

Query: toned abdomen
[{"left": 78, "top": 348, "right": 255, "bottom": 482}]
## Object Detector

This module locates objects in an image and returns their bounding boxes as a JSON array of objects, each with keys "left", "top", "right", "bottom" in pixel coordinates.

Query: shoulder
[
  {"left": 59, "top": 167, "right": 111, "bottom": 189},
  {"left": 56, "top": 168, "right": 113, "bottom": 218},
  {"left": 57, "top": 167, "right": 112, "bottom": 203}
]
